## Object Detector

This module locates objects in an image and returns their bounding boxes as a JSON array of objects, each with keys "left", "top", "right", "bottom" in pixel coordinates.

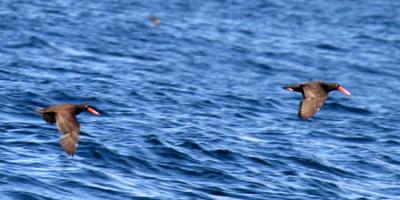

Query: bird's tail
[
  {"left": 283, "top": 84, "right": 301, "bottom": 92},
  {"left": 283, "top": 85, "right": 295, "bottom": 91}
]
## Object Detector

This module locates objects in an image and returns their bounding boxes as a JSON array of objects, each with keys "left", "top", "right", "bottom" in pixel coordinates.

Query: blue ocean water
[{"left": 0, "top": 0, "right": 399, "bottom": 199}]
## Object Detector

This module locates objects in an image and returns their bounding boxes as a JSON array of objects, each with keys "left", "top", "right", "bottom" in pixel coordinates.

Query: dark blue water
[{"left": 0, "top": 0, "right": 399, "bottom": 199}]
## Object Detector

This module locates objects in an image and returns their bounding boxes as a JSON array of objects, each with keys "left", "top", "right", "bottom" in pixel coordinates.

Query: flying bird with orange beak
[
  {"left": 35, "top": 104, "right": 100, "bottom": 156},
  {"left": 283, "top": 81, "right": 351, "bottom": 120}
]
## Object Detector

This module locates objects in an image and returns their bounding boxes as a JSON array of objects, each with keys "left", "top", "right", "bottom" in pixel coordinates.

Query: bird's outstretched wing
[
  {"left": 298, "top": 97, "right": 326, "bottom": 120},
  {"left": 55, "top": 112, "right": 80, "bottom": 156},
  {"left": 298, "top": 84, "right": 328, "bottom": 120}
]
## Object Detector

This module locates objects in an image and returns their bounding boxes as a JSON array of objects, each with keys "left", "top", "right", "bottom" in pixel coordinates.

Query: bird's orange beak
[
  {"left": 337, "top": 86, "right": 351, "bottom": 96},
  {"left": 87, "top": 107, "right": 100, "bottom": 116}
]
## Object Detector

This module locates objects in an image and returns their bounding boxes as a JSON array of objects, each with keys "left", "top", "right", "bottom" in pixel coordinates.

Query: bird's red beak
[
  {"left": 337, "top": 86, "right": 351, "bottom": 96},
  {"left": 87, "top": 107, "right": 100, "bottom": 116}
]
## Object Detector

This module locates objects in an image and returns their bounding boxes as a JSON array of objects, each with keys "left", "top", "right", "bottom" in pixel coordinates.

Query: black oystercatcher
[
  {"left": 35, "top": 104, "right": 100, "bottom": 156},
  {"left": 283, "top": 81, "right": 351, "bottom": 120}
]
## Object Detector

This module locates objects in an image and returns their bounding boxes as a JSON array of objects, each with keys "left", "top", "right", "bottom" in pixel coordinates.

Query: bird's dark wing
[
  {"left": 298, "top": 84, "right": 328, "bottom": 120},
  {"left": 43, "top": 113, "right": 56, "bottom": 124},
  {"left": 55, "top": 112, "right": 80, "bottom": 156},
  {"left": 298, "top": 96, "right": 326, "bottom": 120},
  {"left": 35, "top": 108, "right": 56, "bottom": 124}
]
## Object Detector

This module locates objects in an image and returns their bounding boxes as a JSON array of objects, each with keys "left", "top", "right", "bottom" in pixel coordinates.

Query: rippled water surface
[{"left": 0, "top": 0, "right": 400, "bottom": 199}]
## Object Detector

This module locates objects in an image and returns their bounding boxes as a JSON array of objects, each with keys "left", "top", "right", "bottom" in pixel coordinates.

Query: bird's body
[
  {"left": 283, "top": 81, "right": 351, "bottom": 120},
  {"left": 35, "top": 104, "right": 100, "bottom": 156}
]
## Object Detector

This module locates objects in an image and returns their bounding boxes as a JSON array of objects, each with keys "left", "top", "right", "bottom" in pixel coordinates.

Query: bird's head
[
  {"left": 78, "top": 104, "right": 100, "bottom": 116},
  {"left": 327, "top": 83, "right": 351, "bottom": 96}
]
